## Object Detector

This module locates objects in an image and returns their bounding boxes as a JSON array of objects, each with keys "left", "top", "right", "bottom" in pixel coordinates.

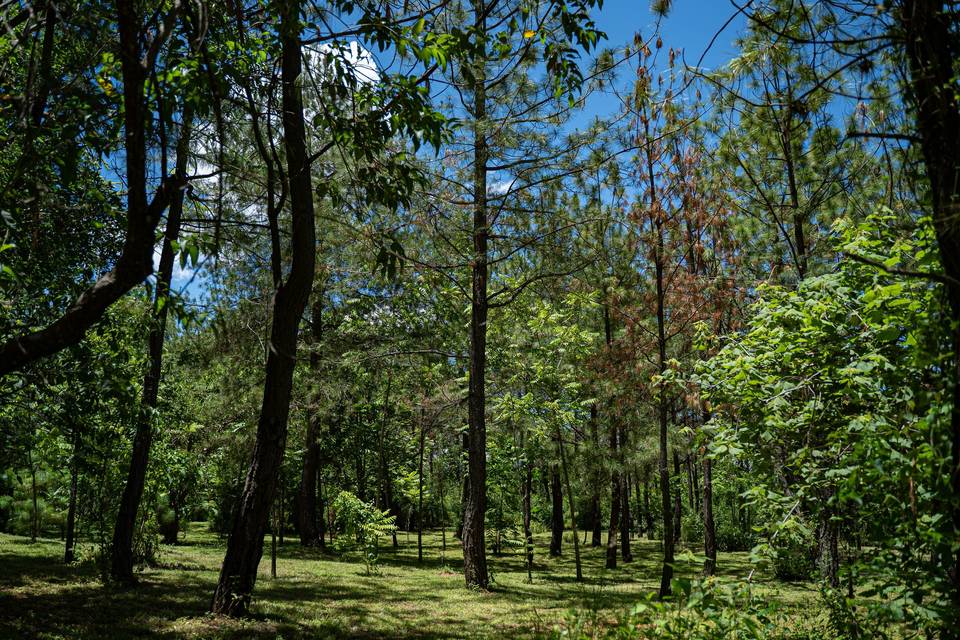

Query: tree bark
[
  {"left": 461, "top": 0, "right": 489, "bottom": 590},
  {"left": 549, "top": 464, "right": 563, "bottom": 556},
  {"left": 210, "top": 0, "right": 316, "bottom": 615},
  {"left": 417, "top": 414, "right": 426, "bottom": 563},
  {"left": 111, "top": 107, "right": 193, "bottom": 583}
]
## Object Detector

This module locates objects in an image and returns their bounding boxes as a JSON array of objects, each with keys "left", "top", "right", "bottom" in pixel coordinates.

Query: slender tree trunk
[
  {"left": 606, "top": 422, "right": 621, "bottom": 570},
  {"left": 523, "top": 461, "right": 533, "bottom": 581},
  {"left": 672, "top": 449, "right": 683, "bottom": 543},
  {"left": 643, "top": 469, "right": 652, "bottom": 540},
  {"left": 620, "top": 428, "right": 633, "bottom": 562},
  {"left": 589, "top": 405, "right": 602, "bottom": 547},
  {"left": 270, "top": 501, "right": 277, "bottom": 579},
  {"left": 210, "top": 0, "right": 316, "bottom": 615},
  {"left": 557, "top": 427, "right": 582, "bottom": 582},
  {"left": 64, "top": 426, "right": 79, "bottom": 563},
  {"left": 462, "top": 0, "right": 489, "bottom": 589},
  {"left": 297, "top": 296, "right": 324, "bottom": 546},
  {"left": 703, "top": 456, "right": 716, "bottom": 576},
  {"left": 649, "top": 111, "right": 675, "bottom": 597},
  {"left": 110, "top": 106, "right": 193, "bottom": 582},
  {"left": 632, "top": 473, "right": 644, "bottom": 538},
  {"left": 417, "top": 415, "right": 426, "bottom": 563},
  {"left": 550, "top": 464, "right": 563, "bottom": 556}
]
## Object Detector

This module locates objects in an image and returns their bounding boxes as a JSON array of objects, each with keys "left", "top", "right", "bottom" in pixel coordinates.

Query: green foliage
[
  {"left": 552, "top": 577, "right": 821, "bottom": 639},
  {"left": 331, "top": 491, "right": 397, "bottom": 575}
]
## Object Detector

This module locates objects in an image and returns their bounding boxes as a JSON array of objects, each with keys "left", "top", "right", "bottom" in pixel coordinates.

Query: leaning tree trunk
[
  {"left": 461, "top": 0, "right": 490, "bottom": 590},
  {"left": 111, "top": 108, "right": 193, "bottom": 582},
  {"left": 297, "top": 296, "right": 324, "bottom": 546},
  {"left": 210, "top": 0, "right": 316, "bottom": 615},
  {"left": 549, "top": 464, "right": 563, "bottom": 556}
]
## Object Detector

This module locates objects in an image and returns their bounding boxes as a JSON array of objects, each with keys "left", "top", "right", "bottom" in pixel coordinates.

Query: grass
[{"left": 0, "top": 524, "right": 819, "bottom": 639}]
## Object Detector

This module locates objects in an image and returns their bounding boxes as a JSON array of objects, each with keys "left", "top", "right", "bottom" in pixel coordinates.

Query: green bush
[{"left": 550, "top": 577, "right": 824, "bottom": 639}]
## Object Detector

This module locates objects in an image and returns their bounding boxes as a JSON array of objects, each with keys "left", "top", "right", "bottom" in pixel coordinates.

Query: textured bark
[
  {"left": 111, "top": 107, "right": 193, "bottom": 582},
  {"left": 549, "top": 464, "right": 563, "bottom": 556},
  {"left": 461, "top": 0, "right": 489, "bottom": 589},
  {"left": 210, "top": 0, "right": 316, "bottom": 615}
]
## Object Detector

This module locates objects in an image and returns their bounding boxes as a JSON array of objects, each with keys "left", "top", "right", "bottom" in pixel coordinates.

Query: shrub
[{"left": 331, "top": 491, "right": 396, "bottom": 575}]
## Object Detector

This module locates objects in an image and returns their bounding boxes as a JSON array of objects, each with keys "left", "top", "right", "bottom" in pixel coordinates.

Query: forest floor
[{"left": 0, "top": 525, "right": 819, "bottom": 639}]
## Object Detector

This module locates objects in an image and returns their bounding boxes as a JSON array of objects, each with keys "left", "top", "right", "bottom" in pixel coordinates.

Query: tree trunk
[
  {"left": 417, "top": 415, "right": 425, "bottom": 563},
  {"left": 672, "top": 449, "right": 683, "bottom": 543},
  {"left": 589, "top": 405, "right": 602, "bottom": 547},
  {"left": 461, "top": 0, "right": 489, "bottom": 590},
  {"left": 619, "top": 428, "right": 633, "bottom": 562},
  {"left": 703, "top": 456, "right": 716, "bottom": 576},
  {"left": 606, "top": 422, "right": 621, "bottom": 570},
  {"left": 900, "top": 0, "right": 960, "bottom": 614},
  {"left": 210, "top": 0, "right": 316, "bottom": 615},
  {"left": 110, "top": 107, "right": 193, "bottom": 582},
  {"left": 297, "top": 296, "right": 324, "bottom": 546},
  {"left": 557, "top": 427, "right": 582, "bottom": 581},
  {"left": 64, "top": 426, "right": 79, "bottom": 563},
  {"left": 550, "top": 464, "right": 563, "bottom": 556},
  {"left": 523, "top": 462, "right": 533, "bottom": 581}
]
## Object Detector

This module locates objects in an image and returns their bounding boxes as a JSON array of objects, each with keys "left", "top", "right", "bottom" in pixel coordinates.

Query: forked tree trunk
[
  {"left": 111, "top": 108, "right": 193, "bottom": 582},
  {"left": 210, "top": 0, "right": 316, "bottom": 615}
]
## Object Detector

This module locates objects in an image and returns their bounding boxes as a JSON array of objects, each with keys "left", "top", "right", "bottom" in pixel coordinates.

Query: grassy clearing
[{"left": 0, "top": 525, "right": 819, "bottom": 639}]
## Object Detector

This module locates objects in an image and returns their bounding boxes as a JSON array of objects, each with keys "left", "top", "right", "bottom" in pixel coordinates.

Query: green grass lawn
[{"left": 0, "top": 525, "right": 818, "bottom": 639}]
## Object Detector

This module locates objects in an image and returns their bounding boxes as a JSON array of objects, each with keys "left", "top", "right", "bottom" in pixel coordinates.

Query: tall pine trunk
[{"left": 461, "top": 0, "right": 490, "bottom": 589}]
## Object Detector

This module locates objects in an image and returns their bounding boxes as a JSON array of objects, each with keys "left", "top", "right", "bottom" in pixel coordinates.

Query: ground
[{"left": 0, "top": 526, "right": 817, "bottom": 639}]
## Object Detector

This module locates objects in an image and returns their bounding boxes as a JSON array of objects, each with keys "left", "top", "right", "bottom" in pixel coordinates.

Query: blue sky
[
  {"left": 169, "top": 2, "right": 748, "bottom": 297},
  {"left": 594, "top": 0, "right": 745, "bottom": 69}
]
